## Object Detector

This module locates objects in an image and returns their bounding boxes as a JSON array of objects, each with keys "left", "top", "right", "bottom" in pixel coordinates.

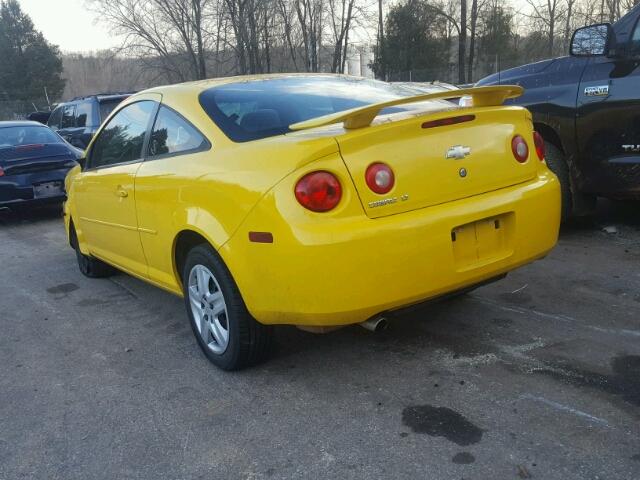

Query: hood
[{"left": 477, "top": 58, "right": 562, "bottom": 86}]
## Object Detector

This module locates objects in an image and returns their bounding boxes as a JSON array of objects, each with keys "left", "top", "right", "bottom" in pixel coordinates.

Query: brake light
[
  {"left": 533, "top": 132, "right": 545, "bottom": 161},
  {"left": 365, "top": 163, "right": 395, "bottom": 194},
  {"left": 15, "top": 144, "right": 44, "bottom": 151},
  {"left": 295, "top": 171, "right": 342, "bottom": 212},
  {"left": 511, "top": 135, "right": 529, "bottom": 163},
  {"left": 0, "top": 167, "right": 4, "bottom": 177},
  {"left": 422, "top": 114, "right": 475, "bottom": 129}
]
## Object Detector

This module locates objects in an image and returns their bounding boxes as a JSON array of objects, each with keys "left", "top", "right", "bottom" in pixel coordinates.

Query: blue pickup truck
[
  {"left": 477, "top": 5, "right": 640, "bottom": 219},
  {"left": 47, "top": 93, "right": 133, "bottom": 150}
]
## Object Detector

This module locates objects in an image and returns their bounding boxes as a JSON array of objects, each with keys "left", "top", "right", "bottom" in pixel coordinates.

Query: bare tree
[
  {"left": 467, "top": 0, "right": 488, "bottom": 81},
  {"left": 327, "top": 0, "right": 356, "bottom": 72},
  {"left": 525, "top": 0, "right": 564, "bottom": 56},
  {"left": 296, "top": 0, "right": 324, "bottom": 72},
  {"left": 278, "top": 0, "right": 301, "bottom": 70},
  {"left": 424, "top": 1, "right": 466, "bottom": 82},
  {"left": 90, "top": 0, "right": 211, "bottom": 81},
  {"left": 563, "top": 0, "right": 577, "bottom": 51}
]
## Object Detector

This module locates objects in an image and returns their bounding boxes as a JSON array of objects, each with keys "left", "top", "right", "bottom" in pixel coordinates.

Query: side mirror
[{"left": 571, "top": 23, "right": 613, "bottom": 57}]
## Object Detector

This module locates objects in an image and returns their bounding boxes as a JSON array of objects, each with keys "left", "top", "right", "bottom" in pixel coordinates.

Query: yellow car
[{"left": 64, "top": 74, "right": 560, "bottom": 370}]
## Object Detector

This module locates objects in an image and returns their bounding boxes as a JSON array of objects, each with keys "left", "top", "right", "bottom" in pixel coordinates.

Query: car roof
[
  {"left": 0, "top": 120, "right": 47, "bottom": 128},
  {"left": 55, "top": 93, "right": 134, "bottom": 107},
  {"left": 140, "top": 73, "right": 367, "bottom": 97},
  {"left": 94, "top": 94, "right": 132, "bottom": 102}
]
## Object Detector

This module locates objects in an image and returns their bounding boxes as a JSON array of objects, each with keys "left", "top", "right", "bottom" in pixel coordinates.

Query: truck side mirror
[{"left": 570, "top": 23, "right": 613, "bottom": 56}]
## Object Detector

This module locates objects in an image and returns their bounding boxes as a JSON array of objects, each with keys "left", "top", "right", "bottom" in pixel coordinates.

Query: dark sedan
[{"left": 0, "top": 121, "right": 80, "bottom": 210}]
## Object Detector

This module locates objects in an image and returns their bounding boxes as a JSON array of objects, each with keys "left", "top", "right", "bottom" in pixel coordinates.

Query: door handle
[{"left": 116, "top": 188, "right": 128, "bottom": 198}]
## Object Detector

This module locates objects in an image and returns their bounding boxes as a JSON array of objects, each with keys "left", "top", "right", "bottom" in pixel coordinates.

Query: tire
[
  {"left": 182, "top": 244, "right": 273, "bottom": 370},
  {"left": 543, "top": 141, "right": 573, "bottom": 222},
  {"left": 544, "top": 141, "right": 596, "bottom": 221},
  {"left": 70, "top": 223, "right": 116, "bottom": 278}
]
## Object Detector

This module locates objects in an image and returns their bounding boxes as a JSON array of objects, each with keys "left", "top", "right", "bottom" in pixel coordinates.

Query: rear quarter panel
[{"left": 133, "top": 88, "right": 340, "bottom": 293}]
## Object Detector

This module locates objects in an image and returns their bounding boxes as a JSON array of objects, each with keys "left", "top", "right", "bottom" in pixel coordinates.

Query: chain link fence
[
  {"left": 384, "top": 54, "right": 551, "bottom": 86},
  {"left": 0, "top": 99, "right": 53, "bottom": 122}
]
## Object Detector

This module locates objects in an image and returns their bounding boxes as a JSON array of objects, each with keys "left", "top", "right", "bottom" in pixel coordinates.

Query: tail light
[
  {"left": 533, "top": 132, "right": 545, "bottom": 161},
  {"left": 511, "top": 135, "right": 529, "bottom": 163},
  {"left": 365, "top": 163, "right": 395, "bottom": 194},
  {"left": 0, "top": 167, "right": 4, "bottom": 177},
  {"left": 295, "top": 171, "right": 342, "bottom": 212}
]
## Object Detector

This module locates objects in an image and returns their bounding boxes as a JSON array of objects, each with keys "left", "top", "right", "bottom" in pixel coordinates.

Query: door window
[
  {"left": 148, "top": 106, "right": 207, "bottom": 158},
  {"left": 631, "top": 19, "right": 640, "bottom": 55},
  {"left": 61, "top": 105, "right": 76, "bottom": 128},
  {"left": 47, "top": 106, "right": 63, "bottom": 129},
  {"left": 99, "top": 99, "right": 124, "bottom": 123},
  {"left": 75, "top": 102, "right": 92, "bottom": 128},
  {"left": 88, "top": 101, "right": 156, "bottom": 169}
]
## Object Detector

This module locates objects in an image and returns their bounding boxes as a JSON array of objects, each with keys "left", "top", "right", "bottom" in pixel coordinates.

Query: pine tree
[{"left": 0, "top": 0, "right": 65, "bottom": 105}]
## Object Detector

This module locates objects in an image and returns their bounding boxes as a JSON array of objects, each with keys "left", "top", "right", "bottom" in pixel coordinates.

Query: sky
[
  {"left": 19, "top": 0, "right": 121, "bottom": 52},
  {"left": 18, "top": 0, "right": 536, "bottom": 54}
]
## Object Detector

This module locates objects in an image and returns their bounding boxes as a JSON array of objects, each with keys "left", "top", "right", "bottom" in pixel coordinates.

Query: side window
[
  {"left": 88, "top": 101, "right": 156, "bottom": 169},
  {"left": 75, "top": 102, "right": 92, "bottom": 128},
  {"left": 99, "top": 99, "right": 122, "bottom": 124},
  {"left": 48, "top": 107, "right": 63, "bottom": 129},
  {"left": 148, "top": 106, "right": 207, "bottom": 157},
  {"left": 631, "top": 19, "right": 640, "bottom": 55},
  {"left": 61, "top": 105, "right": 76, "bottom": 128}
]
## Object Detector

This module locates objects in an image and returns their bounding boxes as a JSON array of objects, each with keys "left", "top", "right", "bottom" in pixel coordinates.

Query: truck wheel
[
  {"left": 182, "top": 244, "right": 273, "bottom": 370},
  {"left": 544, "top": 142, "right": 596, "bottom": 221},
  {"left": 70, "top": 224, "right": 116, "bottom": 278},
  {"left": 543, "top": 142, "right": 573, "bottom": 222}
]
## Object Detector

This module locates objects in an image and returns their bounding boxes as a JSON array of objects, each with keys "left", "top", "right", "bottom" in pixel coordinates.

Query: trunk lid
[
  {"left": 335, "top": 107, "right": 538, "bottom": 218},
  {"left": 0, "top": 143, "right": 77, "bottom": 175}
]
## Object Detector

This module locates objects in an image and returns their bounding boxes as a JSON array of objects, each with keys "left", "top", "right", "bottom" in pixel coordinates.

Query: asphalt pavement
[{"left": 1, "top": 200, "right": 639, "bottom": 480}]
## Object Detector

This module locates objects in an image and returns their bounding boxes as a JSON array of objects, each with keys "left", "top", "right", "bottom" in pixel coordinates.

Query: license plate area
[
  {"left": 33, "top": 181, "right": 64, "bottom": 198},
  {"left": 451, "top": 213, "right": 514, "bottom": 270}
]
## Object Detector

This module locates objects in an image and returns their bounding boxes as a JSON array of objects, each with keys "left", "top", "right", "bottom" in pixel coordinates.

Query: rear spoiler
[{"left": 290, "top": 85, "right": 523, "bottom": 131}]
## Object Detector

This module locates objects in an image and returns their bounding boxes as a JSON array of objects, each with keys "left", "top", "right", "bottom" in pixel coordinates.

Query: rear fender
[{"left": 219, "top": 151, "right": 364, "bottom": 318}]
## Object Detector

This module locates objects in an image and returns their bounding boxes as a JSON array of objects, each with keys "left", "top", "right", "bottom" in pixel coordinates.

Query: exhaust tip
[{"left": 360, "top": 316, "right": 389, "bottom": 333}]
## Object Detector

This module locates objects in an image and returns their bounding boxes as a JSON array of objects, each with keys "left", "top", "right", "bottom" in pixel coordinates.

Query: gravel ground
[{"left": 1, "top": 200, "right": 639, "bottom": 480}]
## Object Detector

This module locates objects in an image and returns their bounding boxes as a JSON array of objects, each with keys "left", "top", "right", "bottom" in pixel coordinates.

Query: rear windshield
[
  {"left": 199, "top": 76, "right": 435, "bottom": 142},
  {"left": 99, "top": 99, "right": 126, "bottom": 123},
  {"left": 0, "top": 126, "right": 62, "bottom": 147}
]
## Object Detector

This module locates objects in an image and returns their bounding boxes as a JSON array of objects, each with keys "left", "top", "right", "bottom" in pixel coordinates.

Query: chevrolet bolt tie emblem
[{"left": 446, "top": 145, "right": 471, "bottom": 160}]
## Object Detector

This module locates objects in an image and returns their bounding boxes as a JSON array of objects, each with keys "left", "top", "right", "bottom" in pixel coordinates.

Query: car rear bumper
[
  {"left": 221, "top": 171, "right": 561, "bottom": 326},
  {"left": 0, "top": 168, "right": 70, "bottom": 207}
]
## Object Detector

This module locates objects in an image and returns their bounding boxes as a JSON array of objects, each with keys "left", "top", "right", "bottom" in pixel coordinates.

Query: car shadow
[
  {"left": 261, "top": 294, "right": 502, "bottom": 371},
  {"left": 0, "top": 203, "right": 63, "bottom": 226},
  {"left": 560, "top": 198, "right": 639, "bottom": 237}
]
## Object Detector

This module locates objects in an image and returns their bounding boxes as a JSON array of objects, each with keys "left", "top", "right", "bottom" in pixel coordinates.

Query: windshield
[
  {"left": 199, "top": 76, "right": 441, "bottom": 142},
  {"left": 0, "top": 126, "right": 63, "bottom": 148}
]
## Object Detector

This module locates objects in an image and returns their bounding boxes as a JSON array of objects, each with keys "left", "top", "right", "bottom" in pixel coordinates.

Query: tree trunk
[
  {"left": 341, "top": 2, "right": 353, "bottom": 74},
  {"left": 193, "top": 0, "right": 207, "bottom": 79},
  {"left": 563, "top": 0, "right": 574, "bottom": 55},
  {"left": 377, "top": 0, "right": 385, "bottom": 79},
  {"left": 458, "top": 0, "right": 467, "bottom": 84},
  {"left": 467, "top": 0, "right": 477, "bottom": 82}
]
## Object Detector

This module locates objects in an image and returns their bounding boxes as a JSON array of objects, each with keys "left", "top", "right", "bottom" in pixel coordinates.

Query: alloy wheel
[{"left": 188, "top": 264, "right": 229, "bottom": 354}]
